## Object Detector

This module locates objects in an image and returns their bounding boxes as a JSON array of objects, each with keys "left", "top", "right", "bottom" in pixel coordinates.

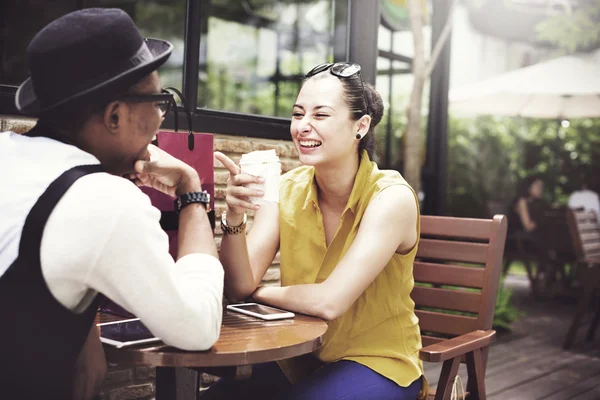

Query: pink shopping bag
[{"left": 141, "top": 130, "right": 215, "bottom": 260}]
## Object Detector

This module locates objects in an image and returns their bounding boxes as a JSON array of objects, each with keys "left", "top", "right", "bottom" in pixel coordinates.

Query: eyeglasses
[
  {"left": 305, "top": 62, "right": 370, "bottom": 116},
  {"left": 118, "top": 89, "right": 174, "bottom": 117}
]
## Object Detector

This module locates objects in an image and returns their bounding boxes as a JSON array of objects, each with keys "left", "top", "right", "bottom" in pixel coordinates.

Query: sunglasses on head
[
  {"left": 117, "top": 89, "right": 174, "bottom": 117},
  {"left": 305, "top": 62, "right": 370, "bottom": 116}
]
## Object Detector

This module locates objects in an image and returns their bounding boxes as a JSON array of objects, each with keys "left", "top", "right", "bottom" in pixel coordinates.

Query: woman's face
[
  {"left": 290, "top": 75, "right": 360, "bottom": 167},
  {"left": 529, "top": 179, "right": 543, "bottom": 199}
]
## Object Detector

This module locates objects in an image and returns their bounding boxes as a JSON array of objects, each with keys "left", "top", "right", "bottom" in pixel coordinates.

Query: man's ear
[
  {"left": 356, "top": 114, "right": 371, "bottom": 136},
  {"left": 103, "top": 101, "right": 123, "bottom": 133}
]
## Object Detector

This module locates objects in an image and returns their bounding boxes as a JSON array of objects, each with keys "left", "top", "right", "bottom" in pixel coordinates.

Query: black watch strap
[{"left": 174, "top": 191, "right": 211, "bottom": 215}]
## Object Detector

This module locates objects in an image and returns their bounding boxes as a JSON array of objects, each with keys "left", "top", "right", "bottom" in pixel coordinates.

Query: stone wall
[
  {"left": 0, "top": 115, "right": 299, "bottom": 399},
  {"left": 0, "top": 116, "right": 36, "bottom": 134}
]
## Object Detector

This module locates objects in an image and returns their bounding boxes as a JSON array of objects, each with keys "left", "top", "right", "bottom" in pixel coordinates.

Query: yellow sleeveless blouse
[{"left": 277, "top": 151, "right": 427, "bottom": 396}]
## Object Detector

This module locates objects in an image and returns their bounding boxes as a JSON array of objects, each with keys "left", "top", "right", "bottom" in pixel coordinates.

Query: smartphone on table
[
  {"left": 226, "top": 303, "right": 295, "bottom": 321},
  {"left": 97, "top": 318, "right": 161, "bottom": 348}
]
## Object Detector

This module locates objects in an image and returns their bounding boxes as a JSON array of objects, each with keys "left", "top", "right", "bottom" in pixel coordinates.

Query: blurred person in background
[
  {"left": 568, "top": 172, "right": 600, "bottom": 218},
  {"left": 507, "top": 175, "right": 546, "bottom": 236}
]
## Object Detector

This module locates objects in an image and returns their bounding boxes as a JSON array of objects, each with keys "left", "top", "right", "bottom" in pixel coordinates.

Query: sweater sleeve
[{"left": 41, "top": 174, "right": 223, "bottom": 351}]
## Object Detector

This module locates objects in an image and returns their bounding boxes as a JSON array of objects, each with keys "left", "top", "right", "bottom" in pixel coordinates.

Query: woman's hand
[
  {"left": 525, "top": 221, "right": 537, "bottom": 232},
  {"left": 127, "top": 144, "right": 201, "bottom": 197},
  {"left": 214, "top": 151, "right": 264, "bottom": 223}
]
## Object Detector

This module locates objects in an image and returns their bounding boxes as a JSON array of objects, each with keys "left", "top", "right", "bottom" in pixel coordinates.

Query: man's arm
[{"left": 42, "top": 175, "right": 223, "bottom": 351}]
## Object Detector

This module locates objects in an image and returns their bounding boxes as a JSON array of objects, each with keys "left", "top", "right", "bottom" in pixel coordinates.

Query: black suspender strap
[{"left": 18, "top": 164, "right": 104, "bottom": 268}]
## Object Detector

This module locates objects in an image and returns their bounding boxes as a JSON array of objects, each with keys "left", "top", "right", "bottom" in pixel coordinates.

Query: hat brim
[{"left": 16, "top": 38, "right": 173, "bottom": 117}]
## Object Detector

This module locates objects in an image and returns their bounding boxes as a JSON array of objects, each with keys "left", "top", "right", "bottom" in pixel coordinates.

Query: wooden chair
[
  {"left": 414, "top": 215, "right": 507, "bottom": 400},
  {"left": 562, "top": 209, "right": 600, "bottom": 349},
  {"left": 538, "top": 207, "right": 577, "bottom": 291},
  {"left": 503, "top": 207, "right": 576, "bottom": 298}
]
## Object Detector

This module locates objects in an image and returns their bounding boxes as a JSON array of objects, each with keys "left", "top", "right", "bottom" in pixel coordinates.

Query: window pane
[
  {"left": 2, "top": 1, "right": 78, "bottom": 86},
  {"left": 376, "top": 0, "right": 433, "bottom": 171},
  {"left": 0, "top": 0, "right": 185, "bottom": 94},
  {"left": 376, "top": 58, "right": 414, "bottom": 171},
  {"left": 375, "top": 57, "right": 391, "bottom": 167},
  {"left": 200, "top": 0, "right": 346, "bottom": 118},
  {"left": 133, "top": 0, "right": 186, "bottom": 94}
]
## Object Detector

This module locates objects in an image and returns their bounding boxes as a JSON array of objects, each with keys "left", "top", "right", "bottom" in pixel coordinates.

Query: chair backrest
[
  {"left": 539, "top": 207, "right": 577, "bottom": 258},
  {"left": 567, "top": 209, "right": 600, "bottom": 261},
  {"left": 413, "top": 215, "right": 507, "bottom": 348}
]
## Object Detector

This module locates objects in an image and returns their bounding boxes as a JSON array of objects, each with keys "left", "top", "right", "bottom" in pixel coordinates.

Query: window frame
[
  {"left": 374, "top": 0, "right": 452, "bottom": 216},
  {"left": 0, "top": 0, "right": 373, "bottom": 142},
  {"left": 0, "top": 0, "right": 451, "bottom": 215}
]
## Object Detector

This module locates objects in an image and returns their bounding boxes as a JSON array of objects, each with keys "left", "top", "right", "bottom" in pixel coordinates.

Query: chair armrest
[{"left": 419, "top": 330, "right": 496, "bottom": 363}]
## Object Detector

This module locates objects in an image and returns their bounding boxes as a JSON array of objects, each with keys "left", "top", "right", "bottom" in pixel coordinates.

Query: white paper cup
[{"left": 239, "top": 150, "right": 281, "bottom": 204}]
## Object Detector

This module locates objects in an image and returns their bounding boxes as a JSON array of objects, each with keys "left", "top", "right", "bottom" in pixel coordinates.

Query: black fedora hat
[{"left": 16, "top": 8, "right": 173, "bottom": 117}]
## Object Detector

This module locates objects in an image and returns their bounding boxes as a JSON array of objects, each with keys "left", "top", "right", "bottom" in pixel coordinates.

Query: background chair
[{"left": 562, "top": 209, "right": 600, "bottom": 349}]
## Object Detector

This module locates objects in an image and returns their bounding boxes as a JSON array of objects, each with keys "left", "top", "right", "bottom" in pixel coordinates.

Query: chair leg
[
  {"left": 435, "top": 357, "right": 461, "bottom": 400},
  {"left": 558, "top": 261, "right": 571, "bottom": 291},
  {"left": 503, "top": 259, "right": 511, "bottom": 275},
  {"left": 585, "top": 267, "right": 600, "bottom": 342},
  {"left": 480, "top": 347, "right": 489, "bottom": 374},
  {"left": 523, "top": 260, "right": 538, "bottom": 298},
  {"left": 563, "top": 267, "right": 595, "bottom": 349},
  {"left": 466, "top": 348, "right": 487, "bottom": 400},
  {"left": 586, "top": 305, "right": 600, "bottom": 342}
]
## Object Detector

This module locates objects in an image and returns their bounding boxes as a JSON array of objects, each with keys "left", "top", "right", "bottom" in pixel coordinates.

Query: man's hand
[{"left": 128, "top": 144, "right": 202, "bottom": 196}]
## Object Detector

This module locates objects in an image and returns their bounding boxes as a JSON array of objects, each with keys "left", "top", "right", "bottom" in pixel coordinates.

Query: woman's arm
[
  {"left": 516, "top": 197, "right": 536, "bottom": 232},
  {"left": 215, "top": 152, "right": 281, "bottom": 302},
  {"left": 253, "top": 184, "right": 418, "bottom": 321},
  {"left": 220, "top": 203, "right": 280, "bottom": 302}
]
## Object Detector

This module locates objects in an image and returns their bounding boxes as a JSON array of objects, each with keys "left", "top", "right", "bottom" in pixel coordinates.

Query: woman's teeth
[{"left": 300, "top": 140, "right": 322, "bottom": 148}]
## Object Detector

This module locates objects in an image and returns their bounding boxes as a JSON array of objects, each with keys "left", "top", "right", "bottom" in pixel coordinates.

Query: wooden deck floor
[{"left": 423, "top": 275, "right": 600, "bottom": 400}]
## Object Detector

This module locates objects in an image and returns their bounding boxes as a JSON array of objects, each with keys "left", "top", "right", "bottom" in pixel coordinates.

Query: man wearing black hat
[{"left": 0, "top": 8, "right": 224, "bottom": 399}]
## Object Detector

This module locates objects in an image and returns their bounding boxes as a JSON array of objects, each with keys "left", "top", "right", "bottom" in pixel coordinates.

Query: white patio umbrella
[{"left": 449, "top": 55, "right": 600, "bottom": 119}]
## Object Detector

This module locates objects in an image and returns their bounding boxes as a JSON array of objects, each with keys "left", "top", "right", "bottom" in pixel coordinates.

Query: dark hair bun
[{"left": 365, "top": 82, "right": 384, "bottom": 127}]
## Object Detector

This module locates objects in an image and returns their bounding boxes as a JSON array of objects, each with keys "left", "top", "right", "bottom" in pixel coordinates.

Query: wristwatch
[
  {"left": 174, "top": 191, "right": 211, "bottom": 215},
  {"left": 221, "top": 211, "right": 247, "bottom": 235}
]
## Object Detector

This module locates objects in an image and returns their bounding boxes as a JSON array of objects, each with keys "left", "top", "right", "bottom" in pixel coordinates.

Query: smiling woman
[
  {"left": 292, "top": 62, "right": 384, "bottom": 165},
  {"left": 210, "top": 62, "right": 427, "bottom": 400}
]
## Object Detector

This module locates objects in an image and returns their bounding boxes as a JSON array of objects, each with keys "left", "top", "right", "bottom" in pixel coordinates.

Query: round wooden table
[{"left": 98, "top": 309, "right": 327, "bottom": 399}]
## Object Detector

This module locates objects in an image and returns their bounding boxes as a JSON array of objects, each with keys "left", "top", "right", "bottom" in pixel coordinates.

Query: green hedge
[{"left": 447, "top": 116, "right": 600, "bottom": 218}]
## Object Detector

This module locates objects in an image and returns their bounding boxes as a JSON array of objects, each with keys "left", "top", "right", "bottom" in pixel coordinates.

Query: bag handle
[{"left": 156, "top": 86, "right": 195, "bottom": 151}]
